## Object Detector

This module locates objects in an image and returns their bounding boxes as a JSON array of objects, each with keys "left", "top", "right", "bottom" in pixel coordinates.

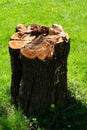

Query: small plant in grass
[
  {"left": 0, "top": 105, "right": 30, "bottom": 130},
  {"left": 34, "top": 104, "right": 70, "bottom": 130}
]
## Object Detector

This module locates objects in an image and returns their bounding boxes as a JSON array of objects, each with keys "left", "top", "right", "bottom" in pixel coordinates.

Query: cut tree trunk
[{"left": 9, "top": 24, "right": 70, "bottom": 115}]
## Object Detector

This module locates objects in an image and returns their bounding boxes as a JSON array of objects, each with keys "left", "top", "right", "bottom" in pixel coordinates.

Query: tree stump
[{"left": 9, "top": 24, "right": 70, "bottom": 115}]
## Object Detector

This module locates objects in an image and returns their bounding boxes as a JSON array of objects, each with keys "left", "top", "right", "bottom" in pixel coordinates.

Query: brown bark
[
  {"left": 9, "top": 47, "right": 21, "bottom": 107},
  {"left": 9, "top": 24, "right": 70, "bottom": 115}
]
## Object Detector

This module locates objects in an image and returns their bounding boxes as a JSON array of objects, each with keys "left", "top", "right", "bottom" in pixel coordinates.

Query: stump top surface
[{"left": 9, "top": 24, "right": 70, "bottom": 60}]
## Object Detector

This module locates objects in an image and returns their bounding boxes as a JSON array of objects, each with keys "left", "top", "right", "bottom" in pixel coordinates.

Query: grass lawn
[{"left": 0, "top": 0, "right": 87, "bottom": 129}]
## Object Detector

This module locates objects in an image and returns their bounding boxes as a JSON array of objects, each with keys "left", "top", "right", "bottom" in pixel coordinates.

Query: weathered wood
[
  {"left": 9, "top": 30, "right": 35, "bottom": 106},
  {"left": 9, "top": 47, "right": 21, "bottom": 107},
  {"left": 9, "top": 24, "right": 70, "bottom": 115}
]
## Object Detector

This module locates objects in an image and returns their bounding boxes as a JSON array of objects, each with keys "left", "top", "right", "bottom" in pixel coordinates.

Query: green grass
[{"left": 0, "top": 0, "right": 87, "bottom": 129}]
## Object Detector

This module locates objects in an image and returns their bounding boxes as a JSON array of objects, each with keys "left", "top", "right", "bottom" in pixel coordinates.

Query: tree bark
[
  {"left": 9, "top": 47, "right": 21, "bottom": 107},
  {"left": 9, "top": 24, "right": 70, "bottom": 115}
]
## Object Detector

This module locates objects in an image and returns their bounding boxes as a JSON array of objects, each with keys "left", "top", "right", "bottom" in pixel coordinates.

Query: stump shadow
[{"left": 29, "top": 89, "right": 87, "bottom": 130}]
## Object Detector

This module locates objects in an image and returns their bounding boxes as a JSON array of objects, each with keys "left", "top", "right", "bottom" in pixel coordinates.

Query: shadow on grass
[
  {"left": 0, "top": 103, "right": 9, "bottom": 130},
  {"left": 0, "top": 104, "right": 7, "bottom": 117},
  {"left": 0, "top": 89, "right": 87, "bottom": 130},
  {"left": 29, "top": 90, "right": 87, "bottom": 130}
]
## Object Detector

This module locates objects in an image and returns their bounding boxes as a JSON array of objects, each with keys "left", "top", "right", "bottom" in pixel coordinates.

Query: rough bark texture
[
  {"left": 9, "top": 48, "right": 21, "bottom": 107},
  {"left": 9, "top": 24, "right": 70, "bottom": 115}
]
